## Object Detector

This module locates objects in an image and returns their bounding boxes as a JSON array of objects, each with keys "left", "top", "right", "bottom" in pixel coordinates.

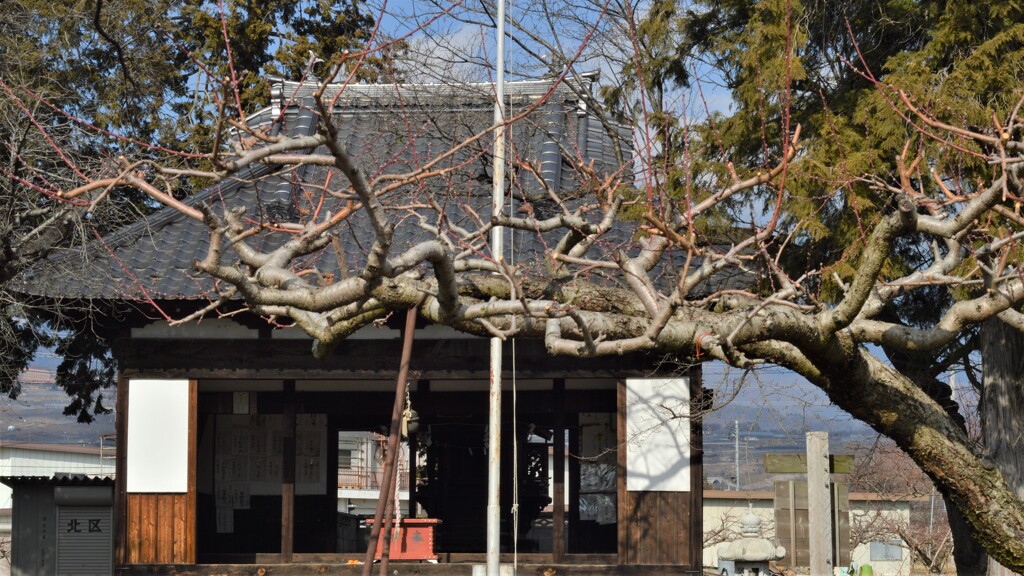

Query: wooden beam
[
  {"left": 763, "top": 454, "right": 854, "bottom": 474},
  {"left": 281, "top": 380, "right": 296, "bottom": 562},
  {"left": 187, "top": 379, "right": 197, "bottom": 563},
  {"left": 567, "top": 411, "right": 581, "bottom": 553},
  {"left": 115, "top": 559, "right": 694, "bottom": 575},
  {"left": 115, "top": 374, "right": 129, "bottom": 567},
  {"left": 141, "top": 494, "right": 156, "bottom": 562},
  {"left": 408, "top": 432, "right": 418, "bottom": 518},
  {"left": 327, "top": 418, "right": 339, "bottom": 552},
  {"left": 408, "top": 379, "right": 428, "bottom": 520},
  {"left": 616, "top": 380, "right": 626, "bottom": 564},
  {"left": 156, "top": 495, "right": 173, "bottom": 562},
  {"left": 553, "top": 378, "right": 565, "bottom": 563},
  {"left": 689, "top": 370, "right": 704, "bottom": 566},
  {"left": 115, "top": 338, "right": 671, "bottom": 380},
  {"left": 173, "top": 492, "right": 186, "bottom": 563}
]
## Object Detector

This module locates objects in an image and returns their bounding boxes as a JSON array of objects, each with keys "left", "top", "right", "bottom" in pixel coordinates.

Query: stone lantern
[{"left": 717, "top": 507, "right": 786, "bottom": 576}]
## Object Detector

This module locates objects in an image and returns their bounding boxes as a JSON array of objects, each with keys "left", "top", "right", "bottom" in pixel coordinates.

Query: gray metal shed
[{"left": 1, "top": 475, "right": 114, "bottom": 576}]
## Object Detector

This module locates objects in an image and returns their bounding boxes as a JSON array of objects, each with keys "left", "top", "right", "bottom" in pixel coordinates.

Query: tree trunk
[
  {"left": 877, "top": 347, "right": 984, "bottom": 576},
  {"left": 981, "top": 318, "right": 1024, "bottom": 576},
  {"left": 947, "top": 495, "right": 988, "bottom": 576},
  {"left": 747, "top": 338, "right": 1024, "bottom": 570}
]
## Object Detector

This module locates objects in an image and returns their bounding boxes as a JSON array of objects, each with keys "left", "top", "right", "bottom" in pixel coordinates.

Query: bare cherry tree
[
  {"left": 850, "top": 442, "right": 954, "bottom": 573},
  {"left": 704, "top": 509, "right": 745, "bottom": 550},
  {"left": 10, "top": 0, "right": 1024, "bottom": 568}
]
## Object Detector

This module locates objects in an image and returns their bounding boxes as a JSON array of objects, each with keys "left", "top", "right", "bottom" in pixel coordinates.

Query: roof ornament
[
  {"left": 265, "top": 199, "right": 298, "bottom": 224},
  {"left": 304, "top": 50, "right": 325, "bottom": 83}
]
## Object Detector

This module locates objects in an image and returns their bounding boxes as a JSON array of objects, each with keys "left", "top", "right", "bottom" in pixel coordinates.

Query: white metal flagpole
[{"left": 487, "top": 0, "right": 507, "bottom": 574}]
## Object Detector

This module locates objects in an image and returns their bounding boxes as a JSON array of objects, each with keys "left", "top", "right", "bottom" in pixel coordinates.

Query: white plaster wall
[
  {"left": 702, "top": 494, "right": 776, "bottom": 567},
  {"left": 625, "top": 377, "right": 690, "bottom": 492},
  {"left": 848, "top": 501, "right": 914, "bottom": 576},
  {"left": 702, "top": 493, "right": 917, "bottom": 576},
  {"left": 126, "top": 379, "right": 189, "bottom": 493},
  {"left": 849, "top": 542, "right": 912, "bottom": 576}
]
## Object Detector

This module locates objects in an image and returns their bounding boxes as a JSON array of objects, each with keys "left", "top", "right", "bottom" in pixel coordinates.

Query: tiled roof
[{"left": 16, "top": 79, "right": 753, "bottom": 303}]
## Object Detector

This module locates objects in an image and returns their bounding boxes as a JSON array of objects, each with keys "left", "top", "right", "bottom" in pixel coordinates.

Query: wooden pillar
[
  {"left": 552, "top": 378, "right": 565, "bottom": 562},
  {"left": 807, "top": 431, "right": 833, "bottom": 576},
  {"left": 616, "top": 379, "right": 626, "bottom": 564},
  {"left": 114, "top": 375, "right": 129, "bottom": 567},
  {"left": 120, "top": 378, "right": 196, "bottom": 564},
  {"left": 186, "top": 379, "right": 198, "bottom": 563},
  {"left": 281, "top": 380, "right": 296, "bottom": 561},
  {"left": 408, "top": 431, "right": 418, "bottom": 517},
  {"left": 326, "top": 418, "right": 339, "bottom": 552},
  {"left": 689, "top": 373, "right": 704, "bottom": 565},
  {"left": 567, "top": 411, "right": 580, "bottom": 553},
  {"left": 409, "top": 379, "right": 428, "bottom": 518}
]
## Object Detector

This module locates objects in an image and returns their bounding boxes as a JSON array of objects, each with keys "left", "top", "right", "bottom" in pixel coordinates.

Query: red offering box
[{"left": 366, "top": 518, "right": 441, "bottom": 561}]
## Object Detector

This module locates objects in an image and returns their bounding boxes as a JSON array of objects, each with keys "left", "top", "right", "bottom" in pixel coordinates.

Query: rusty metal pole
[
  {"left": 377, "top": 464, "right": 398, "bottom": 576},
  {"left": 362, "top": 307, "right": 418, "bottom": 576}
]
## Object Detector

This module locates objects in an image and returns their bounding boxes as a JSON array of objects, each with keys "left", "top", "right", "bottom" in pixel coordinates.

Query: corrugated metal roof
[{"left": 0, "top": 475, "right": 114, "bottom": 488}]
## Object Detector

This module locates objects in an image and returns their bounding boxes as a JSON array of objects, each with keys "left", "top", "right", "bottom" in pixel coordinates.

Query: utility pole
[
  {"left": 486, "top": 2, "right": 507, "bottom": 575},
  {"left": 928, "top": 484, "right": 936, "bottom": 560},
  {"left": 807, "top": 432, "right": 833, "bottom": 576},
  {"left": 734, "top": 420, "right": 740, "bottom": 491}
]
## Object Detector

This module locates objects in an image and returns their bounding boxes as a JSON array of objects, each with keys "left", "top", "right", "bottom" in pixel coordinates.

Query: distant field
[{"left": 1, "top": 367, "right": 115, "bottom": 446}]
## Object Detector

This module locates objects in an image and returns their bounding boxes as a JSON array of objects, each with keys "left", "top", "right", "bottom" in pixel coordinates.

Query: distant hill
[
  {"left": 701, "top": 364, "right": 879, "bottom": 490},
  {"left": 1, "top": 366, "right": 114, "bottom": 446}
]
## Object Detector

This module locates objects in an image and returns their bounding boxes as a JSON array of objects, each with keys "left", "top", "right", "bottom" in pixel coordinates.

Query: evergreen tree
[
  {"left": 0, "top": 0, "right": 380, "bottom": 421},
  {"left": 607, "top": 1, "right": 1024, "bottom": 571}
]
